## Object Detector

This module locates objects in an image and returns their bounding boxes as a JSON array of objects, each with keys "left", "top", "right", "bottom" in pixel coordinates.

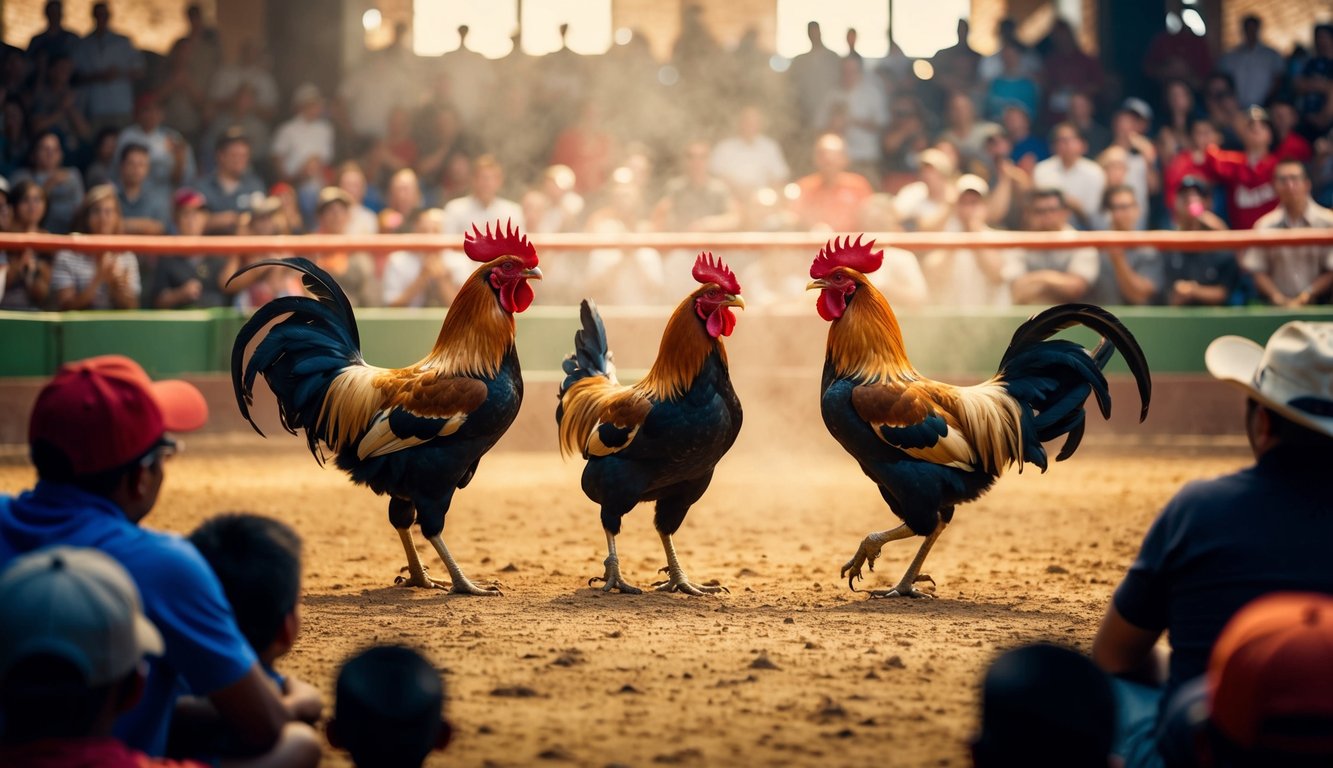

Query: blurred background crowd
[{"left": 1, "top": 0, "right": 1332, "bottom": 312}]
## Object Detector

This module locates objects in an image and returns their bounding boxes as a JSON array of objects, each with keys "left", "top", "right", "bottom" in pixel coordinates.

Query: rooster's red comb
[
  {"left": 692, "top": 252, "right": 741, "bottom": 294},
  {"left": 809, "top": 235, "right": 884, "bottom": 279},
  {"left": 464, "top": 220, "right": 538, "bottom": 268}
]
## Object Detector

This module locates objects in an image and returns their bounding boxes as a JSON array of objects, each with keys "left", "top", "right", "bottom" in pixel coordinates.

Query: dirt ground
[{"left": 0, "top": 436, "right": 1252, "bottom": 768}]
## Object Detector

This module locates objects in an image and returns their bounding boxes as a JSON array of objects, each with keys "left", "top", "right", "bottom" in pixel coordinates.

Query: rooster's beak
[
  {"left": 725, "top": 294, "right": 745, "bottom": 310},
  {"left": 806, "top": 279, "right": 828, "bottom": 291},
  {"left": 523, "top": 267, "right": 543, "bottom": 280}
]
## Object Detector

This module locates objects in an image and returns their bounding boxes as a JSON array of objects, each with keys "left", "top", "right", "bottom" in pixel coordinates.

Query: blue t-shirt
[
  {"left": 1113, "top": 449, "right": 1333, "bottom": 710},
  {"left": 0, "top": 482, "right": 258, "bottom": 756}
]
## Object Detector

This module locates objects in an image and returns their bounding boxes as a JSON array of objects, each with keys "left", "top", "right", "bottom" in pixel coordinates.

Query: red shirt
[
  {"left": 1202, "top": 147, "right": 1278, "bottom": 230},
  {"left": 1163, "top": 150, "right": 1210, "bottom": 213},
  {"left": 794, "top": 172, "right": 874, "bottom": 233},
  {"left": 0, "top": 737, "right": 209, "bottom": 768}
]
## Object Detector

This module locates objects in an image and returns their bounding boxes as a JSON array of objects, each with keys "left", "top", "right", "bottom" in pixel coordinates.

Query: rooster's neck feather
[
  {"left": 427, "top": 265, "right": 515, "bottom": 377},
  {"left": 637, "top": 293, "right": 726, "bottom": 401},
  {"left": 828, "top": 280, "right": 915, "bottom": 382}
]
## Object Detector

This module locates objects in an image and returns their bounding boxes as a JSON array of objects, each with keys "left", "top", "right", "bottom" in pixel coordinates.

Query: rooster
[
  {"left": 807, "top": 236, "right": 1151, "bottom": 598},
  {"left": 557, "top": 253, "right": 744, "bottom": 595},
  {"left": 230, "top": 221, "right": 541, "bottom": 596}
]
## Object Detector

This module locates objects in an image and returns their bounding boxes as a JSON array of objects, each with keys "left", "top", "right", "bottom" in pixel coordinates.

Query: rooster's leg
[
  {"left": 391, "top": 502, "right": 448, "bottom": 589},
  {"left": 653, "top": 532, "right": 727, "bottom": 596},
  {"left": 868, "top": 523, "right": 946, "bottom": 599},
  {"left": 588, "top": 530, "right": 643, "bottom": 594},
  {"left": 426, "top": 534, "right": 502, "bottom": 596},
  {"left": 840, "top": 524, "right": 913, "bottom": 590}
]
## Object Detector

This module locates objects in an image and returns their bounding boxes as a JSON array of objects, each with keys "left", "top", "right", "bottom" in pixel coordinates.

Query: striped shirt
[{"left": 49, "top": 250, "right": 140, "bottom": 309}]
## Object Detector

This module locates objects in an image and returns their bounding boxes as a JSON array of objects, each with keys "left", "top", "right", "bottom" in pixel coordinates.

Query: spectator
[
  {"left": 1034, "top": 122, "right": 1106, "bottom": 229},
  {"left": 1042, "top": 19, "right": 1104, "bottom": 123},
  {"left": 1219, "top": 15, "right": 1286, "bottom": 109},
  {"left": 1163, "top": 118, "right": 1220, "bottom": 217},
  {"left": 1088, "top": 184, "right": 1164, "bottom": 305},
  {"left": 195, "top": 127, "right": 265, "bottom": 234},
  {"left": 183, "top": 514, "right": 322, "bottom": 764},
  {"left": 1205, "top": 592, "right": 1333, "bottom": 766},
  {"left": 441, "top": 154, "right": 523, "bottom": 235},
  {"left": 1202, "top": 106, "right": 1281, "bottom": 229},
  {"left": 381, "top": 105, "right": 418, "bottom": 170},
  {"left": 791, "top": 133, "right": 873, "bottom": 233},
  {"left": 857, "top": 193, "right": 930, "bottom": 310},
  {"left": 986, "top": 45, "right": 1041, "bottom": 122},
  {"left": 1201, "top": 72, "right": 1244, "bottom": 149},
  {"left": 115, "top": 93, "right": 196, "bottom": 203},
  {"left": 382, "top": 208, "right": 455, "bottom": 308},
  {"left": 940, "top": 91, "right": 1002, "bottom": 176},
  {"left": 12, "top": 129, "right": 84, "bottom": 233},
  {"left": 379, "top": 167, "right": 422, "bottom": 234},
  {"left": 49, "top": 185, "right": 138, "bottom": 309},
  {"left": 82, "top": 125, "right": 119, "bottom": 188},
  {"left": 1002, "top": 103, "right": 1048, "bottom": 171},
  {"left": 157, "top": 36, "right": 206, "bottom": 142},
  {"left": 709, "top": 105, "right": 790, "bottom": 196},
  {"left": 271, "top": 83, "right": 334, "bottom": 183},
  {"left": 25, "top": 1, "right": 80, "bottom": 83},
  {"left": 1067, "top": 91, "right": 1110, "bottom": 157},
  {"left": 413, "top": 103, "right": 480, "bottom": 200},
  {"left": 339, "top": 39, "right": 415, "bottom": 143},
  {"left": 0, "top": 547, "right": 202, "bottom": 768},
  {"left": 228, "top": 195, "right": 301, "bottom": 311},
  {"left": 1109, "top": 100, "right": 1159, "bottom": 228},
  {"left": 1270, "top": 100, "right": 1313, "bottom": 164},
  {"left": 651, "top": 140, "right": 740, "bottom": 233},
  {"left": 115, "top": 143, "right": 170, "bottom": 235},
  {"left": 1096, "top": 146, "right": 1151, "bottom": 231},
  {"left": 971, "top": 643, "right": 1116, "bottom": 768},
  {"left": 921, "top": 174, "right": 1021, "bottom": 307},
  {"left": 271, "top": 181, "right": 305, "bottom": 234},
  {"left": 932, "top": 19, "right": 981, "bottom": 96},
  {"left": 977, "top": 18, "right": 1041, "bottom": 85},
  {"left": 818, "top": 57, "right": 888, "bottom": 181},
  {"left": 1011, "top": 188, "right": 1099, "bottom": 304},
  {"left": 1296, "top": 24, "right": 1333, "bottom": 135},
  {"left": 0, "top": 98, "right": 29, "bottom": 177},
  {"left": 209, "top": 39, "right": 279, "bottom": 119},
  {"left": 1162, "top": 176, "right": 1241, "bottom": 307},
  {"left": 29, "top": 53, "right": 90, "bottom": 154},
  {"left": 981, "top": 129, "right": 1033, "bottom": 230},
  {"left": 72, "top": 2, "right": 144, "bottom": 131},
  {"left": 894, "top": 148, "right": 955, "bottom": 232},
  {"left": 1143, "top": 13, "right": 1213, "bottom": 91},
  {"left": 550, "top": 100, "right": 616, "bottom": 199},
  {"left": 199, "top": 82, "right": 272, "bottom": 171},
  {"left": 1, "top": 180, "right": 54, "bottom": 309},
  {"left": 327, "top": 646, "right": 452, "bottom": 768},
  {"left": 1157, "top": 79, "right": 1200, "bottom": 151},
  {"left": 149, "top": 188, "right": 237, "bottom": 309},
  {"left": 336, "top": 161, "right": 379, "bottom": 236},
  {"left": 536, "top": 164, "right": 585, "bottom": 233},
  {"left": 1093, "top": 320, "right": 1333, "bottom": 768},
  {"left": 312, "top": 186, "right": 376, "bottom": 307},
  {"left": 1244, "top": 160, "right": 1333, "bottom": 307},
  {"left": 438, "top": 25, "right": 495, "bottom": 125},
  {"left": 879, "top": 95, "right": 931, "bottom": 187},
  {"left": 583, "top": 173, "right": 663, "bottom": 306},
  {"left": 789, "top": 22, "right": 842, "bottom": 129},
  {"left": 0, "top": 355, "right": 318, "bottom": 760}
]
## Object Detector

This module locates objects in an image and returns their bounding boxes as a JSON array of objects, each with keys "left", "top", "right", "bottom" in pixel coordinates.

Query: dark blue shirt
[
  {"left": 0, "top": 482, "right": 257, "bottom": 756},
  {"left": 1113, "top": 449, "right": 1333, "bottom": 709}
]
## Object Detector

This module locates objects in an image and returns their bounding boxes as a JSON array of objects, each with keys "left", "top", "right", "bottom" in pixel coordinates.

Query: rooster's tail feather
[
  {"left": 997, "top": 303, "right": 1152, "bottom": 469},
  {"left": 557, "top": 300, "right": 615, "bottom": 415},
  {"left": 230, "top": 259, "right": 363, "bottom": 461}
]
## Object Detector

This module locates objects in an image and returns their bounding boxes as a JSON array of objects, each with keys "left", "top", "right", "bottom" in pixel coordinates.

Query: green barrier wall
[{"left": 3, "top": 306, "right": 1331, "bottom": 379}]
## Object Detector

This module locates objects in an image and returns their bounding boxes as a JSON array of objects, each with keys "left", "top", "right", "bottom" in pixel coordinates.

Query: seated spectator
[
  {"left": 981, "top": 129, "right": 1033, "bottom": 230},
  {"left": 652, "top": 140, "right": 741, "bottom": 233},
  {"left": 116, "top": 142, "right": 171, "bottom": 235},
  {"left": 922, "top": 174, "right": 1022, "bottom": 307},
  {"left": 709, "top": 105, "right": 790, "bottom": 197},
  {"left": 270, "top": 181, "right": 306, "bottom": 235},
  {"left": 1093, "top": 321, "right": 1333, "bottom": 768},
  {"left": 1034, "top": 122, "right": 1106, "bottom": 228},
  {"left": 1108, "top": 100, "right": 1159, "bottom": 229},
  {"left": 82, "top": 126, "right": 120, "bottom": 188},
  {"left": 194, "top": 127, "right": 265, "bottom": 235},
  {"left": 0, "top": 547, "right": 203, "bottom": 767},
  {"left": 379, "top": 167, "right": 422, "bottom": 234},
  {"left": 312, "top": 186, "right": 377, "bottom": 307},
  {"left": 1245, "top": 160, "right": 1333, "bottom": 306},
  {"left": 792, "top": 133, "right": 873, "bottom": 233},
  {"left": 894, "top": 148, "right": 956, "bottom": 231},
  {"left": 1088, "top": 185, "right": 1164, "bottom": 305},
  {"left": 441, "top": 154, "right": 523, "bottom": 235},
  {"left": 270, "top": 83, "right": 334, "bottom": 184},
  {"left": 1205, "top": 592, "right": 1333, "bottom": 767},
  {"left": 383, "top": 208, "right": 457, "bottom": 308},
  {"left": 1161, "top": 176, "right": 1244, "bottom": 306},
  {"left": 1011, "top": 188, "right": 1099, "bottom": 304},
  {"left": 986, "top": 46, "right": 1041, "bottom": 123},
  {"left": 50, "top": 185, "right": 139, "bottom": 309},
  {"left": 150, "top": 189, "right": 238, "bottom": 309},
  {"left": 328, "top": 646, "right": 451, "bottom": 768},
  {"left": 336, "top": 161, "right": 379, "bottom": 236},
  {"left": 1001, "top": 103, "right": 1048, "bottom": 171},
  {"left": 940, "top": 91, "right": 1002, "bottom": 176},
  {"left": 183, "top": 514, "right": 322, "bottom": 764},
  {"left": 1, "top": 179, "right": 54, "bottom": 309},
  {"left": 227, "top": 195, "right": 302, "bottom": 311},
  {"left": 114, "top": 92, "right": 195, "bottom": 203},
  {"left": 971, "top": 643, "right": 1116, "bottom": 768},
  {"left": 12, "top": 129, "right": 84, "bottom": 233},
  {"left": 0, "top": 355, "right": 317, "bottom": 760},
  {"left": 1095, "top": 146, "right": 1151, "bottom": 230}
]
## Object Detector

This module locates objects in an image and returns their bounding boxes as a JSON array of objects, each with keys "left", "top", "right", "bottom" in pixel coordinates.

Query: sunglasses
[{"left": 138, "top": 436, "right": 182, "bottom": 469}]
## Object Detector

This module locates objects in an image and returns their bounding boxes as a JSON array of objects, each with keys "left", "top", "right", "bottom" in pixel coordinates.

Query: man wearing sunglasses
[{"left": 0, "top": 355, "right": 319, "bottom": 766}]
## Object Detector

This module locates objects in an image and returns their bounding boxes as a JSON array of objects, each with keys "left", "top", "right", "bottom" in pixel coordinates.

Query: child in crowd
[{"left": 329, "top": 645, "right": 453, "bottom": 768}]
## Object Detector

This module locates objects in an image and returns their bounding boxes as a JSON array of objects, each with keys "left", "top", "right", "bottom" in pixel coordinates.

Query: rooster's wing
[
  {"left": 850, "top": 380, "right": 980, "bottom": 472},
  {"left": 323, "top": 365, "right": 491, "bottom": 460}
]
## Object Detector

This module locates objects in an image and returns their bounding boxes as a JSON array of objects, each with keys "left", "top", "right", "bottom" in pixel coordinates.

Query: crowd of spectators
[{"left": 1, "top": 2, "right": 1332, "bottom": 310}]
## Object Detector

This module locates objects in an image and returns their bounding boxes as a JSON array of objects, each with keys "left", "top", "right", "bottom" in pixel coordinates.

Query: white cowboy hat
[{"left": 1205, "top": 322, "right": 1333, "bottom": 439}]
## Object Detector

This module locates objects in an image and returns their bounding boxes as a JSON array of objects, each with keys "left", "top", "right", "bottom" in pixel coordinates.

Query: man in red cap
[
  {"left": 0, "top": 355, "right": 319, "bottom": 765},
  {"left": 1092, "top": 322, "right": 1333, "bottom": 768}
]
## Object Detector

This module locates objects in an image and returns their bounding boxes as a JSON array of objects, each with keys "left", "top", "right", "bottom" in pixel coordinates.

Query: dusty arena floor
[{"left": 0, "top": 437, "right": 1251, "bottom": 767}]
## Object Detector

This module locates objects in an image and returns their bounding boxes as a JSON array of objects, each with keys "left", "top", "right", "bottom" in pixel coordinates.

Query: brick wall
[{"left": 3, "top": 0, "right": 217, "bottom": 54}]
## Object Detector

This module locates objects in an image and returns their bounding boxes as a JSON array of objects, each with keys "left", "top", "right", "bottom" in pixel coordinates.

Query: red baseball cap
[
  {"left": 29, "top": 356, "right": 208, "bottom": 476},
  {"left": 1209, "top": 592, "right": 1333, "bottom": 754}
]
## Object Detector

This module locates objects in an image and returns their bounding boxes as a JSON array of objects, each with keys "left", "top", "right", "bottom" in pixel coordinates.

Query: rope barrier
[{"left": 1, "top": 228, "right": 1331, "bottom": 256}]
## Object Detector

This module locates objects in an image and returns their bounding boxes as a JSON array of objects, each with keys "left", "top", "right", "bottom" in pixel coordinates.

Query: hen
[
  {"left": 230, "top": 222, "right": 541, "bottom": 595},
  {"left": 807, "top": 236, "right": 1151, "bottom": 598},
  {"left": 557, "top": 253, "right": 744, "bottom": 595}
]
